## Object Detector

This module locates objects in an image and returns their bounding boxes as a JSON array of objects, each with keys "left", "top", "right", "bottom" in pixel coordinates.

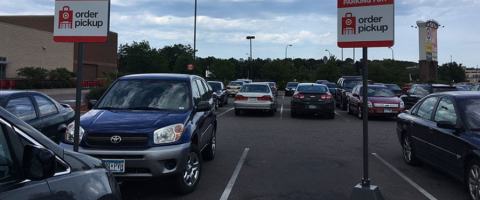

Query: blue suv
[{"left": 60, "top": 73, "right": 217, "bottom": 194}]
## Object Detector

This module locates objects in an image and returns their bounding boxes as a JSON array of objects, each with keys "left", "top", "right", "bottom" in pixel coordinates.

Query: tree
[
  {"left": 118, "top": 40, "right": 157, "bottom": 74},
  {"left": 209, "top": 59, "right": 235, "bottom": 81},
  {"left": 17, "top": 66, "right": 49, "bottom": 81},
  {"left": 315, "top": 56, "right": 341, "bottom": 82},
  {"left": 438, "top": 62, "right": 466, "bottom": 83}
]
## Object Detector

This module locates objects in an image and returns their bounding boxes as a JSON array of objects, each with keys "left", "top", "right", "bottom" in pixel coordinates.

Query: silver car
[{"left": 234, "top": 83, "right": 278, "bottom": 116}]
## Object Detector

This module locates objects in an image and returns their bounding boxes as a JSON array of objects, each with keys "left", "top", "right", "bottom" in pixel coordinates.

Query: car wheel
[
  {"left": 234, "top": 109, "right": 240, "bottom": 116},
  {"left": 268, "top": 109, "right": 275, "bottom": 116},
  {"left": 224, "top": 96, "right": 228, "bottom": 105},
  {"left": 347, "top": 103, "right": 352, "bottom": 114},
  {"left": 173, "top": 144, "right": 202, "bottom": 195},
  {"left": 402, "top": 134, "right": 420, "bottom": 166},
  {"left": 202, "top": 129, "right": 216, "bottom": 161},
  {"left": 357, "top": 106, "right": 363, "bottom": 119},
  {"left": 327, "top": 111, "right": 335, "bottom": 119},
  {"left": 290, "top": 110, "right": 296, "bottom": 118},
  {"left": 467, "top": 159, "right": 480, "bottom": 200},
  {"left": 219, "top": 99, "right": 224, "bottom": 107}
]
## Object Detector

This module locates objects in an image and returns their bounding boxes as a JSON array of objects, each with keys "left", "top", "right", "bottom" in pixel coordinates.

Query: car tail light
[
  {"left": 235, "top": 95, "right": 248, "bottom": 100},
  {"left": 257, "top": 95, "right": 273, "bottom": 101},
  {"left": 321, "top": 94, "right": 332, "bottom": 99},
  {"left": 293, "top": 94, "right": 304, "bottom": 99}
]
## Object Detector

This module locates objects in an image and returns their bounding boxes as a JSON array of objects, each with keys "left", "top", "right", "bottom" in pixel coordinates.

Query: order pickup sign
[
  {"left": 337, "top": 0, "right": 394, "bottom": 48},
  {"left": 54, "top": 0, "right": 110, "bottom": 43}
]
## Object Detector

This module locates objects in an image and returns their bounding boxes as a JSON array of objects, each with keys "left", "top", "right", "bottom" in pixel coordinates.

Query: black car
[
  {"left": 290, "top": 83, "right": 335, "bottom": 119},
  {"left": 335, "top": 76, "right": 363, "bottom": 110},
  {"left": 0, "top": 91, "right": 75, "bottom": 143},
  {"left": 396, "top": 91, "right": 480, "bottom": 200},
  {"left": 208, "top": 81, "right": 228, "bottom": 107},
  {"left": 384, "top": 83, "right": 403, "bottom": 97},
  {"left": 323, "top": 82, "right": 337, "bottom": 97},
  {"left": 0, "top": 107, "right": 121, "bottom": 199},
  {"left": 60, "top": 73, "right": 217, "bottom": 195},
  {"left": 399, "top": 84, "right": 458, "bottom": 109},
  {"left": 285, "top": 82, "right": 299, "bottom": 96}
]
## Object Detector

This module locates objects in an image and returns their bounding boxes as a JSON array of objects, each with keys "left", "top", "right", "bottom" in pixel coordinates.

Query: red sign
[
  {"left": 59, "top": 6, "right": 73, "bottom": 29},
  {"left": 187, "top": 64, "right": 194, "bottom": 70}
]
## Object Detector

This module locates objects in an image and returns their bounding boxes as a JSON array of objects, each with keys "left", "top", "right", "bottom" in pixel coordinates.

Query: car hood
[{"left": 80, "top": 109, "right": 190, "bottom": 133}]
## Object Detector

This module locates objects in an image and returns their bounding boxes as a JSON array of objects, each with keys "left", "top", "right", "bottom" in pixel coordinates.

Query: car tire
[
  {"left": 327, "top": 111, "right": 335, "bottom": 119},
  {"left": 224, "top": 97, "right": 228, "bottom": 105},
  {"left": 347, "top": 103, "right": 352, "bottom": 114},
  {"left": 268, "top": 109, "right": 275, "bottom": 116},
  {"left": 202, "top": 129, "right": 216, "bottom": 161},
  {"left": 173, "top": 144, "right": 202, "bottom": 195},
  {"left": 402, "top": 134, "right": 420, "bottom": 166},
  {"left": 467, "top": 159, "right": 480, "bottom": 200},
  {"left": 290, "top": 110, "right": 296, "bottom": 118},
  {"left": 234, "top": 109, "right": 240, "bottom": 116},
  {"left": 357, "top": 106, "right": 363, "bottom": 119}
]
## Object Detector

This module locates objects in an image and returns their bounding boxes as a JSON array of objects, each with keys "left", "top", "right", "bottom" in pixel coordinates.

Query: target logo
[
  {"left": 58, "top": 6, "right": 73, "bottom": 29},
  {"left": 342, "top": 13, "right": 356, "bottom": 35}
]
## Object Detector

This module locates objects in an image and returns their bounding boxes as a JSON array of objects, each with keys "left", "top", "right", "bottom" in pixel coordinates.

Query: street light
[
  {"left": 285, "top": 44, "right": 292, "bottom": 59},
  {"left": 325, "top": 49, "right": 331, "bottom": 57},
  {"left": 388, "top": 47, "right": 394, "bottom": 61},
  {"left": 246, "top": 36, "right": 255, "bottom": 79},
  {"left": 193, "top": 0, "right": 197, "bottom": 75}
]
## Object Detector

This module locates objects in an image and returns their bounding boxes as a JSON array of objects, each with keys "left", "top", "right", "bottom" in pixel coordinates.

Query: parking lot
[{"left": 82, "top": 91, "right": 467, "bottom": 200}]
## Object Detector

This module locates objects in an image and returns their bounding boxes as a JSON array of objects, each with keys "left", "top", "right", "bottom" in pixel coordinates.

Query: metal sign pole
[{"left": 73, "top": 42, "right": 83, "bottom": 152}]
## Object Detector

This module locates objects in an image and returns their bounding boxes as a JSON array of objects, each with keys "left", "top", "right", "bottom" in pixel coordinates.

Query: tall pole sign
[
  {"left": 338, "top": 1, "right": 393, "bottom": 200},
  {"left": 54, "top": 0, "right": 110, "bottom": 152}
]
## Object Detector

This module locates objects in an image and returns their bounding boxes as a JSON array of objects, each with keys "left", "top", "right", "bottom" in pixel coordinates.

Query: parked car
[
  {"left": 290, "top": 83, "right": 335, "bottom": 119},
  {"left": 285, "top": 82, "right": 299, "bottom": 96},
  {"left": 0, "top": 106, "right": 121, "bottom": 199},
  {"left": 315, "top": 80, "right": 329, "bottom": 84},
  {"left": 323, "top": 82, "right": 337, "bottom": 97},
  {"left": 226, "top": 81, "right": 244, "bottom": 97},
  {"left": 208, "top": 81, "right": 228, "bottom": 107},
  {"left": 60, "top": 73, "right": 217, "bottom": 195},
  {"left": 469, "top": 83, "right": 480, "bottom": 91},
  {"left": 0, "top": 91, "right": 75, "bottom": 143},
  {"left": 400, "top": 84, "right": 458, "bottom": 109},
  {"left": 396, "top": 91, "right": 480, "bottom": 200},
  {"left": 384, "top": 83, "right": 403, "bottom": 97},
  {"left": 234, "top": 83, "right": 278, "bottom": 116},
  {"left": 335, "top": 76, "right": 363, "bottom": 110},
  {"left": 346, "top": 85, "right": 404, "bottom": 119},
  {"left": 261, "top": 82, "right": 278, "bottom": 97},
  {"left": 401, "top": 83, "right": 415, "bottom": 93},
  {"left": 236, "top": 79, "right": 252, "bottom": 83}
]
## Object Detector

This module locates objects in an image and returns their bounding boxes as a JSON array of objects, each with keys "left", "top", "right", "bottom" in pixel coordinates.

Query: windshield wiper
[{"left": 127, "top": 107, "right": 164, "bottom": 110}]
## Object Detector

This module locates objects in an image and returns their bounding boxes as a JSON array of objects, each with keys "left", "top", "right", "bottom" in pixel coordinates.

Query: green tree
[
  {"left": 209, "top": 59, "right": 235, "bottom": 81},
  {"left": 438, "top": 62, "right": 466, "bottom": 83},
  {"left": 118, "top": 41, "right": 157, "bottom": 74},
  {"left": 315, "top": 56, "right": 341, "bottom": 82}
]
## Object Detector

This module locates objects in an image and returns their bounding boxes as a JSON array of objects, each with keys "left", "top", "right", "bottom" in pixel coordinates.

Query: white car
[{"left": 233, "top": 83, "right": 278, "bottom": 116}]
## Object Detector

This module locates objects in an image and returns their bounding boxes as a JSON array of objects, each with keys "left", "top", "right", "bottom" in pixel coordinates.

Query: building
[
  {"left": 465, "top": 67, "right": 480, "bottom": 84},
  {"left": 0, "top": 16, "right": 117, "bottom": 80}
]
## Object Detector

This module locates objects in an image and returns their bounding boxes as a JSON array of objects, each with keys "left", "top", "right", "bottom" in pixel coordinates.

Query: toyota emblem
[{"left": 110, "top": 135, "right": 122, "bottom": 144}]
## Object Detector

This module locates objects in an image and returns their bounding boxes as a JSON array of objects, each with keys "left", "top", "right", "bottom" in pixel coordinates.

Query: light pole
[
  {"left": 246, "top": 36, "right": 255, "bottom": 79},
  {"left": 325, "top": 49, "right": 331, "bottom": 58},
  {"left": 388, "top": 47, "right": 394, "bottom": 61},
  {"left": 285, "top": 44, "right": 292, "bottom": 59},
  {"left": 193, "top": 0, "right": 197, "bottom": 75}
]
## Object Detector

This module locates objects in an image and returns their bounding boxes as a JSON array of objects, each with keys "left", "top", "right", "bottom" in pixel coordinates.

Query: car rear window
[
  {"left": 343, "top": 80, "right": 363, "bottom": 89},
  {"left": 228, "top": 81, "right": 243, "bottom": 86},
  {"left": 297, "top": 85, "right": 327, "bottom": 93},
  {"left": 240, "top": 85, "right": 269, "bottom": 93},
  {"left": 208, "top": 82, "right": 221, "bottom": 91}
]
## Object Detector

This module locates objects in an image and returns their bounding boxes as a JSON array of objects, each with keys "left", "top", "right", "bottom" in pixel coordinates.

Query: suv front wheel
[{"left": 173, "top": 144, "right": 202, "bottom": 195}]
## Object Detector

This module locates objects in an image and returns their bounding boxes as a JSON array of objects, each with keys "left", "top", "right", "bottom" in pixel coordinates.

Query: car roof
[
  {"left": 0, "top": 90, "right": 46, "bottom": 98},
  {"left": 119, "top": 73, "right": 197, "bottom": 81},
  {"left": 429, "top": 91, "right": 480, "bottom": 100},
  {"left": 297, "top": 83, "right": 327, "bottom": 87}
]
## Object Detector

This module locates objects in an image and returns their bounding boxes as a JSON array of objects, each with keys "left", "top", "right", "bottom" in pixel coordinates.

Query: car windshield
[
  {"left": 385, "top": 84, "right": 401, "bottom": 90},
  {"left": 208, "top": 82, "right": 222, "bottom": 91},
  {"left": 360, "top": 87, "right": 395, "bottom": 97},
  {"left": 297, "top": 85, "right": 327, "bottom": 93},
  {"left": 240, "top": 85, "right": 269, "bottom": 93},
  {"left": 432, "top": 87, "right": 458, "bottom": 93},
  {"left": 287, "top": 83, "right": 298, "bottom": 87},
  {"left": 343, "top": 80, "right": 363, "bottom": 89},
  {"left": 460, "top": 98, "right": 480, "bottom": 130},
  {"left": 97, "top": 79, "right": 191, "bottom": 110},
  {"left": 228, "top": 81, "right": 243, "bottom": 86}
]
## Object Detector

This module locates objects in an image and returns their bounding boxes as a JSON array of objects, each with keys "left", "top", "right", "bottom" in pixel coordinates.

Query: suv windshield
[
  {"left": 97, "top": 79, "right": 191, "bottom": 110},
  {"left": 208, "top": 82, "right": 222, "bottom": 91},
  {"left": 343, "top": 80, "right": 363, "bottom": 89},
  {"left": 286, "top": 82, "right": 298, "bottom": 87}
]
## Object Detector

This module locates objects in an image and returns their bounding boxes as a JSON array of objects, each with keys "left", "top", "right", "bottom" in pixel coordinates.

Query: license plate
[
  {"left": 248, "top": 98, "right": 256, "bottom": 101},
  {"left": 384, "top": 108, "right": 392, "bottom": 113},
  {"left": 103, "top": 159, "right": 125, "bottom": 173},
  {"left": 309, "top": 105, "right": 317, "bottom": 109}
]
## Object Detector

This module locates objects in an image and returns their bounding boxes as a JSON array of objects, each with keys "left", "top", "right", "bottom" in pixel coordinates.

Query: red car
[
  {"left": 346, "top": 85, "right": 405, "bottom": 119},
  {"left": 401, "top": 83, "right": 415, "bottom": 93}
]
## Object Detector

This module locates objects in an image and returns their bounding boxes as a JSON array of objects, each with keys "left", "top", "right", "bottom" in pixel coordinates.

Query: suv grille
[{"left": 86, "top": 132, "right": 149, "bottom": 147}]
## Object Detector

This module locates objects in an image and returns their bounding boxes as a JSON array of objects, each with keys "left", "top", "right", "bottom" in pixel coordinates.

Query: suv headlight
[
  {"left": 400, "top": 101, "right": 405, "bottom": 109},
  {"left": 65, "top": 122, "right": 85, "bottom": 143},
  {"left": 153, "top": 124, "right": 184, "bottom": 144},
  {"left": 368, "top": 101, "right": 373, "bottom": 108}
]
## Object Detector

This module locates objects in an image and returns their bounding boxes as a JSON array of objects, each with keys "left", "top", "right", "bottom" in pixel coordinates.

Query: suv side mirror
[
  {"left": 23, "top": 145, "right": 56, "bottom": 181},
  {"left": 437, "top": 121, "right": 457, "bottom": 130},
  {"left": 88, "top": 100, "right": 97, "bottom": 110},
  {"left": 197, "top": 101, "right": 211, "bottom": 112}
]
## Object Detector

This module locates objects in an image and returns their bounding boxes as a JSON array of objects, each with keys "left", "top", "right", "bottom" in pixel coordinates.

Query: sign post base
[{"left": 349, "top": 184, "right": 385, "bottom": 200}]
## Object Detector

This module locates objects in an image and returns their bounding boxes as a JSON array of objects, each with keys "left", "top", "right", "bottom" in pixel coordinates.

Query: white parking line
[
  {"left": 372, "top": 153, "right": 437, "bottom": 200},
  {"left": 217, "top": 108, "right": 234, "bottom": 118},
  {"left": 279, "top": 104, "right": 284, "bottom": 119},
  {"left": 335, "top": 111, "right": 350, "bottom": 122},
  {"left": 220, "top": 148, "right": 250, "bottom": 200}
]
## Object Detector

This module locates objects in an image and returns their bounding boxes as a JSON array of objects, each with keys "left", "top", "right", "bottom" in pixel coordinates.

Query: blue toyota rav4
[{"left": 60, "top": 73, "right": 217, "bottom": 195}]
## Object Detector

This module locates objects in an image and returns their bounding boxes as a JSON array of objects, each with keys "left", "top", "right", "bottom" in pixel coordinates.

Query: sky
[{"left": 1, "top": 0, "right": 479, "bottom": 68}]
